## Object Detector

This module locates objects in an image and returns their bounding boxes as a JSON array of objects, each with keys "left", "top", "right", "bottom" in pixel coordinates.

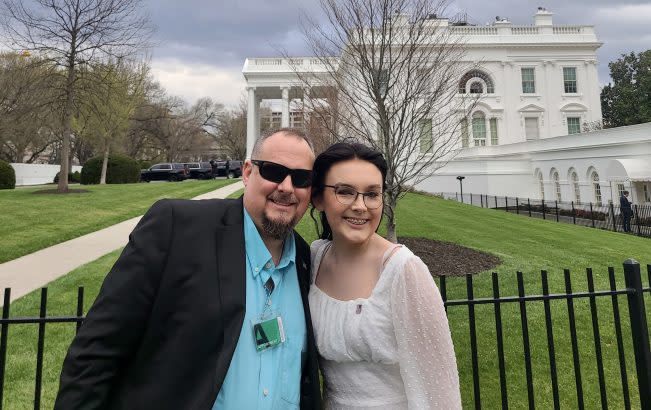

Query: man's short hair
[
  {"left": 251, "top": 128, "right": 314, "bottom": 158},
  {"left": 623, "top": 190, "right": 629, "bottom": 195}
]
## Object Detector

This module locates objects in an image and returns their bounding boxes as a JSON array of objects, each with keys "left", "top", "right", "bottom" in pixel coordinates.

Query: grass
[
  {"left": 2, "top": 192, "right": 650, "bottom": 409},
  {"left": 0, "top": 179, "right": 236, "bottom": 264}
]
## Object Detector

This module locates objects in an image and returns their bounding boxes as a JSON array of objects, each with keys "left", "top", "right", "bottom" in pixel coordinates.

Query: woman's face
[{"left": 314, "top": 158, "right": 384, "bottom": 245}]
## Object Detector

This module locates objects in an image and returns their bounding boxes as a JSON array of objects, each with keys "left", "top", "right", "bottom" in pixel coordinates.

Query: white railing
[
  {"left": 511, "top": 26, "right": 539, "bottom": 35},
  {"left": 553, "top": 26, "right": 583, "bottom": 35}
]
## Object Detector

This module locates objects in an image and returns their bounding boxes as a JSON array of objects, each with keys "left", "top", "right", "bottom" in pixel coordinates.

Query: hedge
[
  {"left": 0, "top": 160, "right": 16, "bottom": 189},
  {"left": 81, "top": 155, "right": 140, "bottom": 185}
]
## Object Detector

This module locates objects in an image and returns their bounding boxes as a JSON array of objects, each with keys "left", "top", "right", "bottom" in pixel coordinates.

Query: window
[
  {"left": 458, "top": 70, "right": 494, "bottom": 94},
  {"left": 460, "top": 118, "right": 469, "bottom": 148},
  {"left": 591, "top": 171, "right": 602, "bottom": 206},
  {"left": 375, "top": 69, "right": 388, "bottom": 96},
  {"left": 539, "top": 173, "right": 545, "bottom": 200},
  {"left": 552, "top": 170, "right": 561, "bottom": 202},
  {"left": 563, "top": 67, "right": 577, "bottom": 93},
  {"left": 472, "top": 112, "right": 486, "bottom": 146},
  {"left": 644, "top": 184, "right": 650, "bottom": 202},
  {"left": 525, "top": 117, "right": 539, "bottom": 140},
  {"left": 469, "top": 81, "right": 483, "bottom": 94},
  {"left": 567, "top": 117, "right": 581, "bottom": 134},
  {"left": 570, "top": 171, "right": 580, "bottom": 204},
  {"left": 419, "top": 119, "right": 433, "bottom": 153},
  {"left": 490, "top": 118, "right": 498, "bottom": 145},
  {"left": 617, "top": 183, "right": 626, "bottom": 198},
  {"left": 521, "top": 67, "right": 535, "bottom": 93}
]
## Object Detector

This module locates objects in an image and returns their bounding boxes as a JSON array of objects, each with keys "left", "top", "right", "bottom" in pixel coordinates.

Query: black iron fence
[
  {"left": 0, "top": 262, "right": 650, "bottom": 409},
  {"left": 444, "top": 193, "right": 651, "bottom": 238}
]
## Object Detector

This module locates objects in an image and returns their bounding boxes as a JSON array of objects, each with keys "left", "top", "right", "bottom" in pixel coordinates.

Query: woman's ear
[{"left": 312, "top": 194, "right": 324, "bottom": 211}]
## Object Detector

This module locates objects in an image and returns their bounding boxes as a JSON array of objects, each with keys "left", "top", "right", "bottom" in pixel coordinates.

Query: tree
[
  {"left": 213, "top": 98, "right": 248, "bottom": 160},
  {"left": 601, "top": 50, "right": 651, "bottom": 128},
  {"left": 296, "top": 0, "right": 474, "bottom": 241},
  {"left": 75, "top": 60, "right": 148, "bottom": 183},
  {"left": 2, "top": 0, "right": 153, "bottom": 192}
]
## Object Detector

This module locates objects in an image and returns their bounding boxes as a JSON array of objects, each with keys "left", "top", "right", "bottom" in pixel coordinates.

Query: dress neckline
[{"left": 311, "top": 240, "right": 403, "bottom": 303}]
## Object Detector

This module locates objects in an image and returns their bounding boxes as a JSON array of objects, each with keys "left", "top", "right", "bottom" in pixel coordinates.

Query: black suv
[
  {"left": 212, "top": 160, "right": 243, "bottom": 178},
  {"left": 184, "top": 162, "right": 214, "bottom": 179},
  {"left": 140, "top": 163, "right": 188, "bottom": 182}
]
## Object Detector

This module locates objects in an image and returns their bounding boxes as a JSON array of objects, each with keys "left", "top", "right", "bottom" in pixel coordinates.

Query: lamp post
[{"left": 456, "top": 176, "right": 465, "bottom": 203}]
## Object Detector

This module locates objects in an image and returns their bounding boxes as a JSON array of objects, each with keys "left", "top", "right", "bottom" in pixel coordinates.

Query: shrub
[
  {"left": 53, "top": 171, "right": 81, "bottom": 184},
  {"left": 137, "top": 160, "right": 152, "bottom": 170},
  {"left": 0, "top": 160, "right": 16, "bottom": 189},
  {"left": 81, "top": 155, "right": 141, "bottom": 185}
]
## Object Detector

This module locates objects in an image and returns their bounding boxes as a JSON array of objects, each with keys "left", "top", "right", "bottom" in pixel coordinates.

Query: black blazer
[{"left": 55, "top": 198, "right": 321, "bottom": 410}]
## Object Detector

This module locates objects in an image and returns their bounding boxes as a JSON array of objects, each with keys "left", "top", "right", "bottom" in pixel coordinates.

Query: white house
[{"left": 242, "top": 8, "right": 651, "bottom": 205}]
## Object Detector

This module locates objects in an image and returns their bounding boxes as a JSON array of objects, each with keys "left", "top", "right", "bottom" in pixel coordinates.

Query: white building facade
[{"left": 243, "top": 9, "right": 651, "bottom": 205}]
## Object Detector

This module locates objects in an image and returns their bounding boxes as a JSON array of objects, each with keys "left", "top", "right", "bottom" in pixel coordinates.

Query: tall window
[
  {"left": 539, "top": 173, "right": 545, "bottom": 200},
  {"left": 521, "top": 67, "right": 535, "bottom": 93},
  {"left": 472, "top": 112, "right": 486, "bottom": 146},
  {"left": 570, "top": 170, "right": 581, "bottom": 204},
  {"left": 525, "top": 117, "right": 539, "bottom": 140},
  {"left": 377, "top": 69, "right": 389, "bottom": 96},
  {"left": 490, "top": 118, "right": 498, "bottom": 145},
  {"left": 617, "top": 183, "right": 626, "bottom": 198},
  {"left": 552, "top": 170, "right": 561, "bottom": 202},
  {"left": 567, "top": 117, "right": 581, "bottom": 134},
  {"left": 644, "top": 184, "right": 650, "bottom": 202},
  {"left": 563, "top": 67, "right": 577, "bottom": 93},
  {"left": 460, "top": 118, "right": 469, "bottom": 148},
  {"left": 591, "top": 171, "right": 602, "bottom": 206},
  {"left": 419, "top": 119, "right": 433, "bottom": 153}
]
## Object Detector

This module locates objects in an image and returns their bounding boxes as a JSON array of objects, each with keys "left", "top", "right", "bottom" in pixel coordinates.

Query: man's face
[{"left": 242, "top": 132, "right": 314, "bottom": 240}]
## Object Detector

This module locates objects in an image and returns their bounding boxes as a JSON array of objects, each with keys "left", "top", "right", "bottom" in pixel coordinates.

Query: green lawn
[
  {"left": 0, "top": 180, "right": 236, "bottom": 264},
  {"left": 2, "top": 192, "right": 650, "bottom": 409}
]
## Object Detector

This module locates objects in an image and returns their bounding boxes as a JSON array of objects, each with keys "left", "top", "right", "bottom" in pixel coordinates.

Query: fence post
[
  {"left": 494, "top": 195, "right": 498, "bottom": 209},
  {"left": 505, "top": 196, "right": 509, "bottom": 212},
  {"left": 623, "top": 259, "right": 651, "bottom": 409},
  {"left": 0, "top": 289, "right": 11, "bottom": 410},
  {"left": 542, "top": 199, "right": 546, "bottom": 220},
  {"left": 571, "top": 201, "right": 576, "bottom": 225},
  {"left": 555, "top": 200, "right": 559, "bottom": 222},
  {"left": 481, "top": 194, "right": 484, "bottom": 208},
  {"left": 470, "top": 193, "right": 473, "bottom": 206},
  {"left": 516, "top": 197, "right": 520, "bottom": 215},
  {"left": 590, "top": 203, "right": 596, "bottom": 228},
  {"left": 609, "top": 202, "right": 617, "bottom": 232},
  {"left": 634, "top": 205, "right": 641, "bottom": 236},
  {"left": 528, "top": 198, "right": 532, "bottom": 217}
]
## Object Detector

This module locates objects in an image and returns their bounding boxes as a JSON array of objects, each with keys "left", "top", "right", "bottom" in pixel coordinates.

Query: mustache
[{"left": 268, "top": 192, "right": 298, "bottom": 205}]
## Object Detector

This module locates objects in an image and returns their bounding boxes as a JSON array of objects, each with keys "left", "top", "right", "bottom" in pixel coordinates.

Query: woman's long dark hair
[{"left": 310, "top": 142, "right": 388, "bottom": 240}]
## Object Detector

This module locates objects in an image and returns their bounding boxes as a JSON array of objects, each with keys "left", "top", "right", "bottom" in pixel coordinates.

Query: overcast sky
[{"left": 144, "top": 0, "right": 651, "bottom": 108}]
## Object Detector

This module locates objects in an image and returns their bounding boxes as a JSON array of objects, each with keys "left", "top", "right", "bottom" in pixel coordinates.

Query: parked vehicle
[
  {"left": 184, "top": 162, "right": 214, "bottom": 179},
  {"left": 211, "top": 160, "right": 243, "bottom": 178},
  {"left": 140, "top": 163, "right": 188, "bottom": 182}
]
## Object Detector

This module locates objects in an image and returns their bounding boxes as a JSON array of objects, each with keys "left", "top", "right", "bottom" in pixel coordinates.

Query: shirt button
[
  {"left": 263, "top": 388, "right": 269, "bottom": 396},
  {"left": 254, "top": 267, "right": 260, "bottom": 272},
  {"left": 265, "top": 262, "right": 272, "bottom": 269}
]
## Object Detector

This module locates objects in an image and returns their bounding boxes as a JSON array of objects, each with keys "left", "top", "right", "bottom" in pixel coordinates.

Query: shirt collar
[{"left": 243, "top": 208, "right": 295, "bottom": 278}]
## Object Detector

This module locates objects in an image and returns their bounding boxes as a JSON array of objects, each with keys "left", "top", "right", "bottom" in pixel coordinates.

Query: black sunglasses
[{"left": 250, "top": 160, "right": 313, "bottom": 188}]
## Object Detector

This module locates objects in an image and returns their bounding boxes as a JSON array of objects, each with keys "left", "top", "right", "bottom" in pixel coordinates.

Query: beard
[{"left": 261, "top": 192, "right": 299, "bottom": 240}]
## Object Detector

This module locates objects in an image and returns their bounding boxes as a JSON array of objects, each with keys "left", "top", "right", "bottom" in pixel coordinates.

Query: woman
[{"left": 309, "top": 142, "right": 461, "bottom": 409}]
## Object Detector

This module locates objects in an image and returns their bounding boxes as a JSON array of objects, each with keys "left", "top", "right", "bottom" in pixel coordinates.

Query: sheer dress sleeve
[{"left": 390, "top": 255, "right": 462, "bottom": 409}]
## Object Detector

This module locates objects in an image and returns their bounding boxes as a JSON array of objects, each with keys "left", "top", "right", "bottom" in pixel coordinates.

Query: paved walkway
[{"left": 0, "top": 181, "right": 244, "bottom": 305}]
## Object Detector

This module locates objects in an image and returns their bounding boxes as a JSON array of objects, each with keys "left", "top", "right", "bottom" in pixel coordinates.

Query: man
[
  {"left": 55, "top": 128, "right": 321, "bottom": 409},
  {"left": 620, "top": 190, "right": 633, "bottom": 232}
]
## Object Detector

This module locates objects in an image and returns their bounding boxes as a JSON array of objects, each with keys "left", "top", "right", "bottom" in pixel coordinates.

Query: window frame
[
  {"left": 563, "top": 67, "right": 578, "bottom": 94},
  {"left": 471, "top": 112, "right": 487, "bottom": 146},
  {"left": 521, "top": 67, "right": 536, "bottom": 94},
  {"left": 567, "top": 117, "right": 581, "bottom": 135}
]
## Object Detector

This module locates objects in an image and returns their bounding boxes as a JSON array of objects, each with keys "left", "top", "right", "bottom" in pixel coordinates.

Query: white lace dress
[{"left": 308, "top": 239, "right": 462, "bottom": 410}]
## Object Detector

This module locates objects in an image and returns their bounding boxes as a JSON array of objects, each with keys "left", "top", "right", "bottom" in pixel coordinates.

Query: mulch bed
[
  {"left": 398, "top": 237, "right": 501, "bottom": 277},
  {"left": 32, "top": 189, "right": 90, "bottom": 194}
]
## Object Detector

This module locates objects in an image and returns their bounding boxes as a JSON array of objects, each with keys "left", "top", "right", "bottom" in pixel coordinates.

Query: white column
[
  {"left": 302, "top": 87, "right": 311, "bottom": 126},
  {"left": 281, "top": 87, "right": 290, "bottom": 127},
  {"left": 246, "top": 87, "right": 258, "bottom": 159}
]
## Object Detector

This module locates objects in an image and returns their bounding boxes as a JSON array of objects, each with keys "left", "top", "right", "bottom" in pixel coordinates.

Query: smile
[{"left": 344, "top": 217, "right": 368, "bottom": 225}]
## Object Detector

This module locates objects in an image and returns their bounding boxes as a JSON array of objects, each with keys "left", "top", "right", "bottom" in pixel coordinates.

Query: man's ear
[{"left": 242, "top": 160, "right": 253, "bottom": 186}]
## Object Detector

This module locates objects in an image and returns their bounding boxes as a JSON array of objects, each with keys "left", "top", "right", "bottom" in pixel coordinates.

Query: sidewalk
[{"left": 0, "top": 181, "right": 243, "bottom": 305}]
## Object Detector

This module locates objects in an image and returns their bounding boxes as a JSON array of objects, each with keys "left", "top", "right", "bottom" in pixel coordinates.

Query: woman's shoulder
[{"left": 310, "top": 238, "right": 331, "bottom": 256}]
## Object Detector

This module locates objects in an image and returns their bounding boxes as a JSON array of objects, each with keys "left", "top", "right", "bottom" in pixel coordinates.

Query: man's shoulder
[{"left": 150, "top": 198, "right": 242, "bottom": 223}]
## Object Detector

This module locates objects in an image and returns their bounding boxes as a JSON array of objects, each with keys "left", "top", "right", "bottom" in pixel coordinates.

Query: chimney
[{"left": 534, "top": 7, "right": 553, "bottom": 26}]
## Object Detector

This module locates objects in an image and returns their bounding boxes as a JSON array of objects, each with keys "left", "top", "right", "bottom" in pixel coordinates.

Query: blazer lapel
[{"left": 212, "top": 199, "right": 246, "bottom": 395}]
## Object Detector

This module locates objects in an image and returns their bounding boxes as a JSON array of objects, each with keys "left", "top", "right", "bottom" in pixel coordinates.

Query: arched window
[
  {"left": 471, "top": 112, "right": 486, "bottom": 146},
  {"left": 458, "top": 70, "right": 495, "bottom": 94},
  {"left": 552, "top": 170, "right": 561, "bottom": 202},
  {"left": 569, "top": 169, "right": 580, "bottom": 204},
  {"left": 591, "top": 171, "right": 602, "bottom": 206},
  {"left": 538, "top": 172, "right": 545, "bottom": 200}
]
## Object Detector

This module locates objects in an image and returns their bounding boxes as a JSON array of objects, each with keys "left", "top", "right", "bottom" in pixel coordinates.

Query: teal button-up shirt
[{"left": 213, "top": 209, "right": 306, "bottom": 410}]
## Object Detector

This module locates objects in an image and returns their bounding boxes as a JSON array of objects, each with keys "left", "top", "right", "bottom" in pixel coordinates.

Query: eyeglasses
[
  {"left": 324, "top": 185, "right": 383, "bottom": 209},
  {"left": 250, "top": 160, "right": 313, "bottom": 188}
]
